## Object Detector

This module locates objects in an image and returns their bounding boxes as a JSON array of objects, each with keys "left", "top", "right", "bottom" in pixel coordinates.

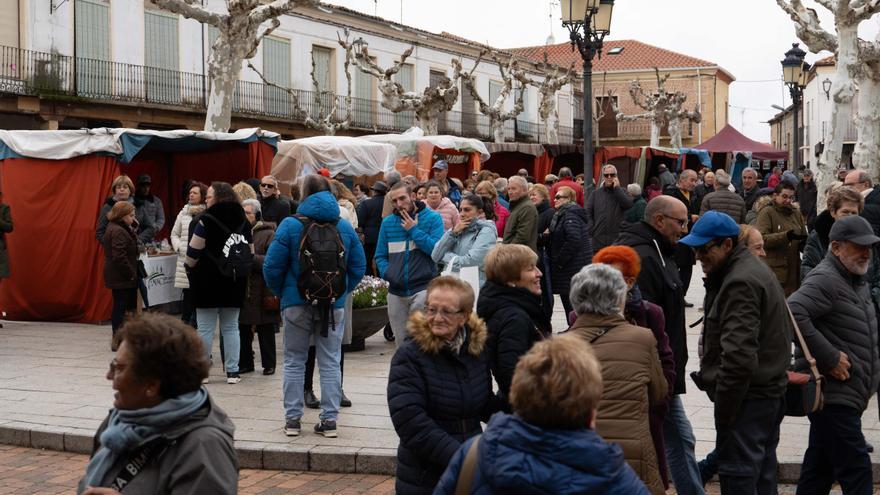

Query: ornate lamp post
[
  {"left": 782, "top": 43, "right": 809, "bottom": 170},
  {"left": 562, "top": 0, "right": 614, "bottom": 187}
]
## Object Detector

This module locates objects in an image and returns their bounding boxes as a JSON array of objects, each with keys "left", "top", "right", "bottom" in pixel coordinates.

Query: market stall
[
  {"left": 695, "top": 124, "right": 789, "bottom": 187},
  {"left": 593, "top": 146, "right": 682, "bottom": 187},
  {"left": 360, "top": 128, "right": 490, "bottom": 182},
  {"left": 271, "top": 135, "right": 396, "bottom": 194},
  {"left": 0, "top": 127, "right": 278, "bottom": 323}
]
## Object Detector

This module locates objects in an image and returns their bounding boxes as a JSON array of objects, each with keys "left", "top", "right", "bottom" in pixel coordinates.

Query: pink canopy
[{"left": 695, "top": 124, "right": 788, "bottom": 161}]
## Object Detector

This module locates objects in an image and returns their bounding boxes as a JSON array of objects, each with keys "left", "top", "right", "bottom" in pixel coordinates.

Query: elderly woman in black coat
[
  {"left": 387, "top": 276, "right": 494, "bottom": 495},
  {"left": 549, "top": 185, "right": 593, "bottom": 316}
]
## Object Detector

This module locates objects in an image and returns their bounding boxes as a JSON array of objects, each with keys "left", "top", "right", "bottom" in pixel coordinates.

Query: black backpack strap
[
  {"left": 108, "top": 438, "right": 170, "bottom": 491},
  {"left": 588, "top": 326, "right": 617, "bottom": 344},
  {"left": 201, "top": 213, "right": 233, "bottom": 237}
]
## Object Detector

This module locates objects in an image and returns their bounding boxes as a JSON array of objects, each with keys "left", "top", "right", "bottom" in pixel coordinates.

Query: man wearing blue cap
[
  {"left": 432, "top": 160, "right": 461, "bottom": 207},
  {"left": 789, "top": 214, "right": 880, "bottom": 494},
  {"left": 680, "top": 211, "right": 791, "bottom": 494}
]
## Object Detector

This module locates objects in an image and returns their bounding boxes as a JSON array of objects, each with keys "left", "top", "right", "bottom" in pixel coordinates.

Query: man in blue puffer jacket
[
  {"left": 375, "top": 181, "right": 445, "bottom": 347},
  {"left": 434, "top": 334, "right": 649, "bottom": 495},
  {"left": 264, "top": 175, "right": 365, "bottom": 439}
]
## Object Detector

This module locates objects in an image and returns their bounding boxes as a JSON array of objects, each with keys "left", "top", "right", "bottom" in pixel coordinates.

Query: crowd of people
[{"left": 84, "top": 157, "right": 880, "bottom": 495}]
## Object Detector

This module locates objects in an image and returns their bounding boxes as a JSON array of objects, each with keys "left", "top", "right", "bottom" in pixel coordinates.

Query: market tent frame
[
  {"left": 694, "top": 124, "right": 789, "bottom": 161},
  {"left": 0, "top": 127, "right": 278, "bottom": 323}
]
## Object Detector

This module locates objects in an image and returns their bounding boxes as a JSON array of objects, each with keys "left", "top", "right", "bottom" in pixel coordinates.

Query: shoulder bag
[
  {"left": 784, "top": 304, "right": 824, "bottom": 417},
  {"left": 454, "top": 435, "right": 481, "bottom": 495}
]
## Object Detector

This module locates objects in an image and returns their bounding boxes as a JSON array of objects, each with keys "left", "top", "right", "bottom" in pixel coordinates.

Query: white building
[{"left": 0, "top": 0, "right": 575, "bottom": 140}]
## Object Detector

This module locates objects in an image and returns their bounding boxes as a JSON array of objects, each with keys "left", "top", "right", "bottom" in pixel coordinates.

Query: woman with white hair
[{"left": 567, "top": 263, "right": 668, "bottom": 495}]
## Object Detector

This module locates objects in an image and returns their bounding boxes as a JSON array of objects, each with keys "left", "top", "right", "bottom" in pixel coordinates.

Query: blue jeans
[
  {"left": 664, "top": 394, "right": 706, "bottom": 495},
  {"left": 196, "top": 307, "right": 240, "bottom": 374},
  {"left": 282, "top": 305, "right": 344, "bottom": 422}
]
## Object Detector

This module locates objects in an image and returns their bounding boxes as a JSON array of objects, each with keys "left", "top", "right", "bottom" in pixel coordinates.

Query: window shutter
[
  {"left": 75, "top": 0, "right": 110, "bottom": 97},
  {"left": 393, "top": 63, "right": 414, "bottom": 130},
  {"left": 144, "top": 10, "right": 179, "bottom": 103},
  {"left": 263, "top": 37, "right": 291, "bottom": 117}
]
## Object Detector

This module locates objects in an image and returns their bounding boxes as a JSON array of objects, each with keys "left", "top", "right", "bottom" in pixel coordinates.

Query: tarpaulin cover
[
  {"left": 360, "top": 128, "right": 490, "bottom": 182},
  {"left": 0, "top": 127, "right": 279, "bottom": 162},
  {"left": 676, "top": 148, "right": 713, "bottom": 170},
  {"left": 484, "top": 142, "right": 545, "bottom": 157},
  {"left": 271, "top": 136, "right": 396, "bottom": 185},
  {"left": 695, "top": 124, "right": 788, "bottom": 161},
  {"left": 0, "top": 131, "right": 275, "bottom": 323}
]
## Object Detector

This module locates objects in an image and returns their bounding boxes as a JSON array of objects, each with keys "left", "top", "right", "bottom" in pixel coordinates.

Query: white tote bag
[{"left": 441, "top": 257, "right": 480, "bottom": 311}]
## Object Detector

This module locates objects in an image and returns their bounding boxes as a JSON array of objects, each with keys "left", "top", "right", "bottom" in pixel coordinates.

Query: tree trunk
[
  {"left": 418, "top": 112, "right": 439, "bottom": 136},
  {"left": 491, "top": 119, "right": 505, "bottom": 143},
  {"left": 649, "top": 121, "right": 660, "bottom": 147},
  {"left": 544, "top": 110, "right": 559, "bottom": 145},
  {"left": 204, "top": 45, "right": 242, "bottom": 132},
  {"left": 818, "top": 21, "right": 858, "bottom": 207},
  {"left": 668, "top": 118, "right": 682, "bottom": 149},
  {"left": 853, "top": 67, "right": 880, "bottom": 181}
]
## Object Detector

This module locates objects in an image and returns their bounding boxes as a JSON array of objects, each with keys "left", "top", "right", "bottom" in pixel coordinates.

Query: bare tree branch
[
  {"left": 776, "top": 0, "right": 839, "bottom": 53},
  {"left": 152, "top": 0, "right": 222, "bottom": 26},
  {"left": 852, "top": 0, "right": 880, "bottom": 21},
  {"left": 251, "top": 0, "right": 319, "bottom": 25},
  {"left": 246, "top": 18, "right": 281, "bottom": 59}
]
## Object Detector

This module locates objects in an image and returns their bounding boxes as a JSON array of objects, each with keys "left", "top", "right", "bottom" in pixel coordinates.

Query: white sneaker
[
  {"left": 201, "top": 377, "right": 210, "bottom": 384},
  {"left": 226, "top": 374, "right": 241, "bottom": 384}
]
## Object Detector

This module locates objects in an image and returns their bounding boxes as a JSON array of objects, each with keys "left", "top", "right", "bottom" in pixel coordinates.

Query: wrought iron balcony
[{"left": 0, "top": 45, "right": 573, "bottom": 144}]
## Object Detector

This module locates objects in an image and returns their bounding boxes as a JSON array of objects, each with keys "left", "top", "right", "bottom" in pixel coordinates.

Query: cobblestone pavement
[
  {"left": 2, "top": 444, "right": 842, "bottom": 494},
  {"left": 0, "top": 445, "right": 395, "bottom": 495}
]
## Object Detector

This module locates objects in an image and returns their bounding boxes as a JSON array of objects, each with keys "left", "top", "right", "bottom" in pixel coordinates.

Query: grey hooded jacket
[{"left": 431, "top": 218, "right": 497, "bottom": 287}]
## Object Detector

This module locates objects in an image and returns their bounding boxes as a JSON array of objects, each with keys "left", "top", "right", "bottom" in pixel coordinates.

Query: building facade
[{"left": 0, "top": 0, "right": 731, "bottom": 148}]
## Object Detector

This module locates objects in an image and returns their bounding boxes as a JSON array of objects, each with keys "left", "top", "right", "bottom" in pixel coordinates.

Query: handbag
[
  {"left": 261, "top": 292, "right": 280, "bottom": 311},
  {"left": 784, "top": 303, "right": 824, "bottom": 417}
]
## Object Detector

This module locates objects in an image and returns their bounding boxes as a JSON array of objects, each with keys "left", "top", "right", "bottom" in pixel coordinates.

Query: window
[
  {"left": 516, "top": 85, "right": 532, "bottom": 140},
  {"left": 461, "top": 79, "right": 477, "bottom": 136},
  {"left": 144, "top": 10, "right": 180, "bottom": 103},
  {"left": 75, "top": 0, "right": 110, "bottom": 97},
  {"left": 596, "top": 96, "right": 618, "bottom": 138},
  {"left": 488, "top": 80, "right": 503, "bottom": 105},
  {"left": 263, "top": 37, "right": 291, "bottom": 117},
  {"left": 353, "top": 54, "right": 375, "bottom": 128},
  {"left": 311, "top": 46, "right": 334, "bottom": 117},
  {"left": 394, "top": 62, "right": 414, "bottom": 130}
]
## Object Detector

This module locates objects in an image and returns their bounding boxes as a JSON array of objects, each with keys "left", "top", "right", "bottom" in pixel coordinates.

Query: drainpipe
[{"left": 696, "top": 68, "right": 702, "bottom": 143}]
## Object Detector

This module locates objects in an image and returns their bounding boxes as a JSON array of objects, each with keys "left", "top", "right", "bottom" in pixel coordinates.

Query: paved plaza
[{"left": 1, "top": 266, "right": 879, "bottom": 481}]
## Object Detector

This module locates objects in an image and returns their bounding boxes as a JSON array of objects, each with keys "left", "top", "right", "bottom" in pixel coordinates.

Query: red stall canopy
[
  {"left": 695, "top": 124, "right": 788, "bottom": 161},
  {"left": 0, "top": 128, "right": 277, "bottom": 323}
]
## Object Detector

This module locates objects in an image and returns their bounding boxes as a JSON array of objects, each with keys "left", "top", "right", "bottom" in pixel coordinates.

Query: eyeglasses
[
  {"left": 662, "top": 214, "right": 688, "bottom": 228},
  {"left": 108, "top": 358, "right": 126, "bottom": 375},
  {"left": 554, "top": 195, "right": 567, "bottom": 200},
  {"left": 695, "top": 239, "right": 724, "bottom": 255},
  {"left": 260, "top": 183, "right": 276, "bottom": 189},
  {"left": 425, "top": 306, "right": 463, "bottom": 319},
  {"left": 604, "top": 173, "right": 617, "bottom": 178}
]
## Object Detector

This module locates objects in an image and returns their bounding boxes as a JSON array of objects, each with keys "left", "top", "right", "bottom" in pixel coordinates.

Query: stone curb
[{"left": 0, "top": 424, "right": 397, "bottom": 475}]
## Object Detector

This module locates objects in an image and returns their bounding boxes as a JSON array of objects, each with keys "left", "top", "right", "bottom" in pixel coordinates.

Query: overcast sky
[{"left": 327, "top": 0, "right": 880, "bottom": 142}]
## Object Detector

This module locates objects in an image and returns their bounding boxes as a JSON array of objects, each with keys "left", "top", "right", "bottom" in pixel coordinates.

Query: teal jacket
[{"left": 375, "top": 201, "right": 444, "bottom": 297}]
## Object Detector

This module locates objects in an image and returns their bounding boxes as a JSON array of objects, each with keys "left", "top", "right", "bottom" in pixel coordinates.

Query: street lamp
[
  {"left": 781, "top": 43, "right": 808, "bottom": 171},
  {"left": 562, "top": 0, "right": 614, "bottom": 188}
]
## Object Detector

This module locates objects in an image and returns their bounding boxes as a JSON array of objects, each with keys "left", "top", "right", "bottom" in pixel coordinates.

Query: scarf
[
  {"left": 81, "top": 387, "right": 208, "bottom": 489},
  {"left": 624, "top": 286, "right": 648, "bottom": 328},
  {"left": 445, "top": 327, "right": 468, "bottom": 355},
  {"left": 549, "top": 203, "right": 574, "bottom": 233}
]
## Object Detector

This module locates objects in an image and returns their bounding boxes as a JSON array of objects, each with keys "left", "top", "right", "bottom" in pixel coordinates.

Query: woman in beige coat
[
  {"left": 170, "top": 181, "right": 206, "bottom": 327},
  {"left": 567, "top": 263, "right": 667, "bottom": 495}
]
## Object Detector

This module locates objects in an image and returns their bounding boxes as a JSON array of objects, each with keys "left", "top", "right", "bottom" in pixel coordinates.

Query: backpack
[
  {"left": 202, "top": 214, "right": 253, "bottom": 280},
  {"left": 295, "top": 215, "right": 347, "bottom": 335}
]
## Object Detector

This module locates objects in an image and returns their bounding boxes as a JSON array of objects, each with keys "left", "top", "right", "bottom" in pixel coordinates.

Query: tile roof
[{"left": 509, "top": 40, "right": 727, "bottom": 75}]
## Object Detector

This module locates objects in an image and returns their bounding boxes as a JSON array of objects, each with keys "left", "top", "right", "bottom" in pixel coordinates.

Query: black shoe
[
  {"left": 868, "top": 441, "right": 875, "bottom": 453},
  {"left": 698, "top": 459, "right": 713, "bottom": 487},
  {"left": 314, "top": 420, "right": 337, "bottom": 438},
  {"left": 239, "top": 367, "right": 255, "bottom": 374},
  {"left": 304, "top": 389, "right": 320, "bottom": 409},
  {"left": 340, "top": 390, "right": 352, "bottom": 408},
  {"left": 262, "top": 367, "right": 275, "bottom": 376},
  {"left": 684, "top": 302, "right": 694, "bottom": 308},
  {"left": 383, "top": 323, "right": 395, "bottom": 342},
  {"left": 284, "top": 418, "right": 301, "bottom": 437}
]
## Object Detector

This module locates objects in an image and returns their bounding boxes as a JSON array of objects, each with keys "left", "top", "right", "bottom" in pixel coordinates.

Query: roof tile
[{"left": 508, "top": 40, "right": 721, "bottom": 73}]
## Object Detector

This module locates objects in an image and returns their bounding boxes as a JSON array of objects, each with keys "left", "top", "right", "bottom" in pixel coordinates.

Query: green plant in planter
[{"left": 352, "top": 275, "right": 388, "bottom": 309}]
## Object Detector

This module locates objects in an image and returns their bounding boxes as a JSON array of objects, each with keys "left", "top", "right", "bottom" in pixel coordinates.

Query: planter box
[{"left": 349, "top": 305, "right": 388, "bottom": 351}]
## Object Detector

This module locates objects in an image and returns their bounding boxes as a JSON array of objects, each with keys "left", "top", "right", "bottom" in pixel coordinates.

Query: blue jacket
[
  {"left": 434, "top": 413, "right": 649, "bottom": 495},
  {"left": 431, "top": 219, "right": 496, "bottom": 287},
  {"left": 375, "top": 201, "right": 444, "bottom": 297},
  {"left": 263, "top": 191, "right": 366, "bottom": 310}
]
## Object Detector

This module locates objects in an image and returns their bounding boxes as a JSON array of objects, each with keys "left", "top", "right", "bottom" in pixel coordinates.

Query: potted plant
[{"left": 349, "top": 276, "right": 389, "bottom": 351}]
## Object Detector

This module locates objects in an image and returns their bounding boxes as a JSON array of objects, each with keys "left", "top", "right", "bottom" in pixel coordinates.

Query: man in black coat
[
  {"left": 356, "top": 181, "right": 387, "bottom": 276},
  {"left": 258, "top": 175, "right": 291, "bottom": 225},
  {"left": 615, "top": 195, "right": 705, "bottom": 495},
  {"left": 789, "top": 215, "right": 880, "bottom": 493},
  {"left": 680, "top": 211, "right": 791, "bottom": 493},
  {"left": 740, "top": 167, "right": 761, "bottom": 212},
  {"left": 664, "top": 169, "right": 700, "bottom": 304},
  {"left": 796, "top": 170, "right": 818, "bottom": 230}
]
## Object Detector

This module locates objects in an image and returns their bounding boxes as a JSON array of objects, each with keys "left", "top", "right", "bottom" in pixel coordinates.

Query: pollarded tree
[
  {"left": 349, "top": 41, "right": 459, "bottom": 136},
  {"left": 153, "top": 0, "right": 319, "bottom": 132},
  {"left": 612, "top": 68, "right": 699, "bottom": 149},
  {"left": 777, "top": 0, "right": 880, "bottom": 202},
  {"left": 523, "top": 52, "right": 575, "bottom": 145},
  {"left": 454, "top": 51, "right": 530, "bottom": 143},
  {"left": 248, "top": 29, "right": 355, "bottom": 135}
]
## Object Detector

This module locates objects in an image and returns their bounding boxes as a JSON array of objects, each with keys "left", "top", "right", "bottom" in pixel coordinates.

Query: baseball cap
[
  {"left": 433, "top": 160, "right": 449, "bottom": 171},
  {"left": 829, "top": 215, "right": 880, "bottom": 246},
  {"left": 370, "top": 181, "right": 388, "bottom": 194},
  {"left": 679, "top": 211, "right": 740, "bottom": 247},
  {"left": 136, "top": 174, "right": 152, "bottom": 185}
]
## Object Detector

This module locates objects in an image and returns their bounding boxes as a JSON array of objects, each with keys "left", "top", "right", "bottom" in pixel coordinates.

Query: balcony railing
[{"left": 0, "top": 45, "right": 573, "bottom": 144}]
